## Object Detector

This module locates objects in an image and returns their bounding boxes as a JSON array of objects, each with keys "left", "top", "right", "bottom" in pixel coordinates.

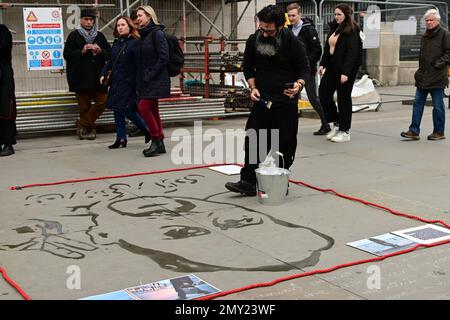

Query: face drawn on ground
[
  {"left": 0, "top": 219, "right": 97, "bottom": 259},
  {"left": 1, "top": 176, "right": 335, "bottom": 272}
]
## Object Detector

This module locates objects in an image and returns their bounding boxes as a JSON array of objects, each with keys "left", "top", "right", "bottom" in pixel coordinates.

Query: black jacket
[
  {"left": 320, "top": 21, "right": 362, "bottom": 77},
  {"left": 101, "top": 36, "right": 139, "bottom": 113},
  {"left": 289, "top": 18, "right": 322, "bottom": 72},
  {"left": 63, "top": 29, "right": 111, "bottom": 93},
  {"left": 135, "top": 23, "right": 170, "bottom": 99},
  {"left": 0, "top": 24, "right": 16, "bottom": 120},
  {"left": 414, "top": 25, "right": 450, "bottom": 89},
  {"left": 243, "top": 28, "right": 310, "bottom": 105}
]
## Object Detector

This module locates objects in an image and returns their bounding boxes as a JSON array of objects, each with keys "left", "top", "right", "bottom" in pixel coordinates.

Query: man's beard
[{"left": 255, "top": 32, "right": 281, "bottom": 57}]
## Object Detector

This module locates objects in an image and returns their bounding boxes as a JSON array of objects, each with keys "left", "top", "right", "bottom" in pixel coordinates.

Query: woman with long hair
[
  {"left": 100, "top": 16, "right": 151, "bottom": 149},
  {"left": 135, "top": 5, "right": 170, "bottom": 157},
  {"left": 318, "top": 4, "right": 363, "bottom": 143},
  {"left": 0, "top": 24, "right": 16, "bottom": 156}
]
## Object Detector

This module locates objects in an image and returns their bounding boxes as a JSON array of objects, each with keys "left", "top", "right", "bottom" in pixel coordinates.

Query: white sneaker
[
  {"left": 326, "top": 125, "right": 339, "bottom": 140},
  {"left": 331, "top": 131, "right": 351, "bottom": 142}
]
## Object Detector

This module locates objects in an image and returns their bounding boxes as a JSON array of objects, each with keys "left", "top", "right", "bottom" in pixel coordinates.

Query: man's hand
[
  {"left": 82, "top": 44, "right": 93, "bottom": 54},
  {"left": 283, "top": 81, "right": 302, "bottom": 99},
  {"left": 100, "top": 76, "right": 105, "bottom": 84},
  {"left": 250, "top": 88, "right": 261, "bottom": 102},
  {"left": 318, "top": 66, "right": 325, "bottom": 76},
  {"left": 92, "top": 44, "right": 102, "bottom": 54},
  {"left": 340, "top": 74, "right": 348, "bottom": 84}
]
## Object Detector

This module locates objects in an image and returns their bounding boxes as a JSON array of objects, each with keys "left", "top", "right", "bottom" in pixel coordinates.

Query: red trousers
[{"left": 137, "top": 98, "right": 164, "bottom": 140}]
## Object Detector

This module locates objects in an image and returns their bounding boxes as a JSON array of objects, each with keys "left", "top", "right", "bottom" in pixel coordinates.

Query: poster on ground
[
  {"left": 81, "top": 274, "right": 220, "bottom": 300},
  {"left": 347, "top": 233, "right": 416, "bottom": 256},
  {"left": 392, "top": 224, "right": 450, "bottom": 245},
  {"left": 23, "top": 7, "right": 64, "bottom": 71}
]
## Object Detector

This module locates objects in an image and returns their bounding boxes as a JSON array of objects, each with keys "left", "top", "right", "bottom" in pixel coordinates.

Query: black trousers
[
  {"left": 318, "top": 64, "right": 357, "bottom": 132},
  {"left": 303, "top": 70, "right": 327, "bottom": 126},
  {"left": 240, "top": 101, "right": 298, "bottom": 184},
  {"left": 0, "top": 119, "right": 17, "bottom": 145}
]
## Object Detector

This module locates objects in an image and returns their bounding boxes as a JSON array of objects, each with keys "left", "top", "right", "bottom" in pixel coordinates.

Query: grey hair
[{"left": 424, "top": 9, "right": 441, "bottom": 21}]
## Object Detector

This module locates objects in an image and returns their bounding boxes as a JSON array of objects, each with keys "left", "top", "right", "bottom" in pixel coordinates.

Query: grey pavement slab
[{"left": 1, "top": 86, "right": 450, "bottom": 300}]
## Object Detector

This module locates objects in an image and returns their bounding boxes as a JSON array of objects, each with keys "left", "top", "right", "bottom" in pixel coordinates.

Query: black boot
[
  {"left": 143, "top": 139, "right": 162, "bottom": 157},
  {"left": 108, "top": 139, "right": 127, "bottom": 149},
  {"left": 158, "top": 140, "right": 166, "bottom": 154},
  {"left": 225, "top": 180, "right": 256, "bottom": 196},
  {"left": 313, "top": 124, "right": 331, "bottom": 135},
  {"left": 144, "top": 131, "right": 151, "bottom": 144},
  {"left": 0, "top": 145, "right": 15, "bottom": 157}
]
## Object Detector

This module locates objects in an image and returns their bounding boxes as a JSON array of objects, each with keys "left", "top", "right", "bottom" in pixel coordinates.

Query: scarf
[{"left": 77, "top": 25, "right": 98, "bottom": 44}]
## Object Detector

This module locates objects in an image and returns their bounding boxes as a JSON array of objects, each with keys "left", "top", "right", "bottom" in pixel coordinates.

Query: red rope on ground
[
  {"left": 0, "top": 268, "right": 31, "bottom": 300},
  {"left": 9, "top": 163, "right": 231, "bottom": 190},
  {"left": 198, "top": 239, "right": 450, "bottom": 300},
  {"left": 4, "top": 165, "right": 450, "bottom": 300},
  {"left": 292, "top": 179, "right": 450, "bottom": 229}
]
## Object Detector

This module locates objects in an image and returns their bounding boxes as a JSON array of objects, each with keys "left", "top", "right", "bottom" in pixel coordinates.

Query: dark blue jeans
[
  {"left": 114, "top": 110, "right": 148, "bottom": 140},
  {"left": 409, "top": 88, "right": 445, "bottom": 134}
]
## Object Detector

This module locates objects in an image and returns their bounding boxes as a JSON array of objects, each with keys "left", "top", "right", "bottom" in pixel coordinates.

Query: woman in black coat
[
  {"left": 135, "top": 5, "right": 170, "bottom": 157},
  {"left": 0, "top": 24, "right": 16, "bottom": 156},
  {"left": 318, "top": 4, "right": 362, "bottom": 143},
  {"left": 100, "top": 16, "right": 150, "bottom": 149}
]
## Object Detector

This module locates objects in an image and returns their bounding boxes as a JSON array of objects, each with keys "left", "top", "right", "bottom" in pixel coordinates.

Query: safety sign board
[{"left": 23, "top": 7, "right": 65, "bottom": 70}]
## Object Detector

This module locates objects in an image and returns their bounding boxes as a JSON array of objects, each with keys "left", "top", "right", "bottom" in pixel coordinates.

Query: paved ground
[{"left": 1, "top": 85, "right": 450, "bottom": 300}]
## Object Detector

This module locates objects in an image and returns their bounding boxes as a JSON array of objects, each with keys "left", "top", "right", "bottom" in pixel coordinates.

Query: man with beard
[{"left": 225, "top": 4, "right": 309, "bottom": 196}]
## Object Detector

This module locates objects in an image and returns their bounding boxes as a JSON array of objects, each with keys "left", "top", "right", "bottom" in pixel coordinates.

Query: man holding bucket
[{"left": 225, "top": 4, "right": 309, "bottom": 196}]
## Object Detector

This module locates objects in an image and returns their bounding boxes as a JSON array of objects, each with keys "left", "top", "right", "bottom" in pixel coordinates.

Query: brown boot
[
  {"left": 77, "top": 127, "right": 88, "bottom": 140},
  {"left": 427, "top": 131, "right": 445, "bottom": 141},
  {"left": 400, "top": 130, "right": 420, "bottom": 140},
  {"left": 86, "top": 128, "right": 97, "bottom": 140}
]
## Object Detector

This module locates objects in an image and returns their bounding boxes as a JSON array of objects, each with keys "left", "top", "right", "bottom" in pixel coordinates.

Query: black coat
[
  {"left": 289, "top": 18, "right": 322, "bottom": 72},
  {"left": 101, "top": 36, "right": 139, "bottom": 113},
  {"left": 0, "top": 24, "right": 16, "bottom": 120},
  {"left": 415, "top": 26, "right": 450, "bottom": 89},
  {"left": 320, "top": 21, "right": 362, "bottom": 77},
  {"left": 135, "top": 23, "right": 170, "bottom": 99},
  {"left": 243, "top": 28, "right": 310, "bottom": 106},
  {"left": 63, "top": 29, "right": 111, "bottom": 93}
]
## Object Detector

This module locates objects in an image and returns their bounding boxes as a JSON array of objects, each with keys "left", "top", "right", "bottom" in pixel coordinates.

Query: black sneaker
[
  {"left": 313, "top": 124, "right": 331, "bottom": 135},
  {"left": 225, "top": 180, "right": 256, "bottom": 196}
]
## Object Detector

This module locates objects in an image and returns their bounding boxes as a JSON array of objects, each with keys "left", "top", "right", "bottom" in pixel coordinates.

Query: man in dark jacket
[
  {"left": 225, "top": 4, "right": 309, "bottom": 196},
  {"left": 0, "top": 24, "right": 16, "bottom": 156},
  {"left": 287, "top": 2, "right": 330, "bottom": 135},
  {"left": 64, "top": 8, "right": 111, "bottom": 140},
  {"left": 401, "top": 9, "right": 450, "bottom": 141}
]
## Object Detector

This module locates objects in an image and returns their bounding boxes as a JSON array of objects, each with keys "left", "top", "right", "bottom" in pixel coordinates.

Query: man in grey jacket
[{"left": 401, "top": 9, "right": 450, "bottom": 141}]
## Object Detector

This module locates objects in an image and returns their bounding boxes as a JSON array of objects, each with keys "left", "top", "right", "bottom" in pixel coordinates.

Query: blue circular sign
[
  {"left": 36, "top": 36, "right": 45, "bottom": 44},
  {"left": 45, "top": 36, "right": 53, "bottom": 44},
  {"left": 54, "top": 36, "right": 62, "bottom": 44},
  {"left": 27, "top": 37, "right": 36, "bottom": 45},
  {"left": 53, "top": 51, "right": 61, "bottom": 58}
]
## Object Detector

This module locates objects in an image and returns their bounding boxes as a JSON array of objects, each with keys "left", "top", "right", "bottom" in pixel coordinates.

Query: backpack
[{"left": 151, "top": 29, "right": 184, "bottom": 77}]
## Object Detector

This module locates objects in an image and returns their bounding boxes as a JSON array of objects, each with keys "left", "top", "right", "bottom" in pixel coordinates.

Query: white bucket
[{"left": 255, "top": 167, "right": 290, "bottom": 206}]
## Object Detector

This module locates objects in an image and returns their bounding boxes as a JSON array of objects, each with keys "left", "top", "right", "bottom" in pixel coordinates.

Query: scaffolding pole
[{"left": 186, "top": 0, "right": 227, "bottom": 38}]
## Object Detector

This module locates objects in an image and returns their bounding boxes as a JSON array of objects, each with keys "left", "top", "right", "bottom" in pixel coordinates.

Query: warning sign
[
  {"left": 41, "top": 50, "right": 50, "bottom": 59},
  {"left": 26, "top": 11, "right": 38, "bottom": 22},
  {"left": 23, "top": 7, "right": 64, "bottom": 71}
]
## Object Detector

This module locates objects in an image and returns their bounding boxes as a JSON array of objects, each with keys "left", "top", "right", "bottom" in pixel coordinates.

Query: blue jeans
[
  {"left": 114, "top": 110, "right": 148, "bottom": 140},
  {"left": 409, "top": 88, "right": 445, "bottom": 134}
]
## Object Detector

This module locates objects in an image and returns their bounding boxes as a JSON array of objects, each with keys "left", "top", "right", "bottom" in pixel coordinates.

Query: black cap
[{"left": 80, "top": 8, "right": 96, "bottom": 19}]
